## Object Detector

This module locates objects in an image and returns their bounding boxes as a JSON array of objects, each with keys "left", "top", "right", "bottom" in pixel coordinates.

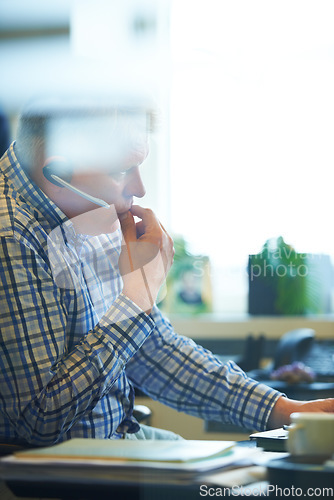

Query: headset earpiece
[
  {"left": 43, "top": 161, "right": 73, "bottom": 187},
  {"left": 42, "top": 160, "right": 110, "bottom": 209}
]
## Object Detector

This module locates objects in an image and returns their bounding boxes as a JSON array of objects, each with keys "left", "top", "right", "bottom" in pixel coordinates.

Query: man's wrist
[
  {"left": 267, "top": 395, "right": 304, "bottom": 429},
  {"left": 122, "top": 268, "right": 156, "bottom": 314}
]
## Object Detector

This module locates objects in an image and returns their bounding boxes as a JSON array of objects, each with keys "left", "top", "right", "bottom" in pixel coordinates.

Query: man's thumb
[{"left": 119, "top": 211, "right": 137, "bottom": 241}]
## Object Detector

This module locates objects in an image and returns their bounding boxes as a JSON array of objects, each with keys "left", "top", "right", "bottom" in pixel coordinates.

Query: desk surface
[
  {"left": 1, "top": 440, "right": 333, "bottom": 500},
  {"left": 0, "top": 441, "right": 256, "bottom": 500}
]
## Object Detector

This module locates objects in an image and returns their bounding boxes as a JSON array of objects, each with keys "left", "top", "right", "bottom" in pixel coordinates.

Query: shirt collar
[{"left": 1, "top": 142, "right": 68, "bottom": 230}]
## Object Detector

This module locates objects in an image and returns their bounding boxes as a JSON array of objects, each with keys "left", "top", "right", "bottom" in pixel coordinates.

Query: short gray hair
[{"left": 15, "top": 97, "right": 157, "bottom": 173}]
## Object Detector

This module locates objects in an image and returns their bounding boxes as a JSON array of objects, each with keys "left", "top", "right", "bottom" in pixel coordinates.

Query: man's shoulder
[
  {"left": 0, "top": 174, "right": 46, "bottom": 250},
  {"left": 0, "top": 172, "right": 15, "bottom": 238},
  {"left": 0, "top": 149, "right": 49, "bottom": 255}
]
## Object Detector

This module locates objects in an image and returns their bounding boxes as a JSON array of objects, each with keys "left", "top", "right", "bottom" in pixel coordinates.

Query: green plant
[{"left": 249, "top": 236, "right": 329, "bottom": 315}]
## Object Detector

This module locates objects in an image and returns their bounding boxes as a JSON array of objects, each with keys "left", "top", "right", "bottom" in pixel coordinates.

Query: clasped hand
[{"left": 119, "top": 205, "right": 174, "bottom": 313}]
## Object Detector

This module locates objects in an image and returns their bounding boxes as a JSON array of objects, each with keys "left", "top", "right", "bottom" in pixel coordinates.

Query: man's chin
[{"left": 117, "top": 207, "right": 132, "bottom": 217}]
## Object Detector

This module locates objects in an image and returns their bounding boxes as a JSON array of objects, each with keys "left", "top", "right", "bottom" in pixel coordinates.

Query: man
[{"left": 0, "top": 98, "right": 333, "bottom": 446}]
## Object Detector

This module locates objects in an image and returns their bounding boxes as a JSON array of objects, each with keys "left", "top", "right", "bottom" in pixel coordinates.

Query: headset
[{"left": 43, "top": 162, "right": 110, "bottom": 209}]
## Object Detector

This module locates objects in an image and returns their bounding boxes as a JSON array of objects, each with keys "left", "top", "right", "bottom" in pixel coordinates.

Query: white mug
[{"left": 287, "top": 412, "right": 334, "bottom": 456}]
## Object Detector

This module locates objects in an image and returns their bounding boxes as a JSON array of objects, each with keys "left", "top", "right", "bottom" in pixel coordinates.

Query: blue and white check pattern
[{"left": 0, "top": 144, "right": 282, "bottom": 445}]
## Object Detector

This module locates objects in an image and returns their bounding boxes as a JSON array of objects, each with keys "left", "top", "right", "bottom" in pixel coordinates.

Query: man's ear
[{"left": 42, "top": 156, "right": 73, "bottom": 189}]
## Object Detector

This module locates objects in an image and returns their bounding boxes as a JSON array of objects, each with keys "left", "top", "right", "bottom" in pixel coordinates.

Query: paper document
[
  {"left": 13, "top": 439, "right": 235, "bottom": 463},
  {"left": 0, "top": 440, "right": 260, "bottom": 479}
]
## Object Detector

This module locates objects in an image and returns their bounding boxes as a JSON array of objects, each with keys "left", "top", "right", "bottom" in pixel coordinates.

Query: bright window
[{"left": 169, "top": 0, "right": 334, "bottom": 313}]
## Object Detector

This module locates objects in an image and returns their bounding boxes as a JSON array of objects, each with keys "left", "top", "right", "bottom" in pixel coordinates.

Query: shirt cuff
[{"left": 224, "top": 364, "right": 284, "bottom": 431}]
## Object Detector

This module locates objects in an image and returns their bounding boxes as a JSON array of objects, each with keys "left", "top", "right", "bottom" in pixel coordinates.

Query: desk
[
  {"left": 0, "top": 441, "right": 259, "bottom": 500},
  {"left": 1, "top": 440, "right": 333, "bottom": 500}
]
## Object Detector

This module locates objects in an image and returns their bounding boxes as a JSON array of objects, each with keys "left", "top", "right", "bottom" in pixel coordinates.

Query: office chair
[{"left": 133, "top": 404, "right": 152, "bottom": 426}]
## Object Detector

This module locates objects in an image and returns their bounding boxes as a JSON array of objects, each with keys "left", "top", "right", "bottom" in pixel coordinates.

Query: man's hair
[
  {"left": 15, "top": 98, "right": 157, "bottom": 173},
  {"left": 15, "top": 111, "right": 47, "bottom": 172},
  {"left": 0, "top": 107, "right": 10, "bottom": 157}
]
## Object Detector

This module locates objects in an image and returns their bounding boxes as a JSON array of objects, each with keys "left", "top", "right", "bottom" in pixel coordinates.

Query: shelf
[{"left": 167, "top": 313, "right": 334, "bottom": 340}]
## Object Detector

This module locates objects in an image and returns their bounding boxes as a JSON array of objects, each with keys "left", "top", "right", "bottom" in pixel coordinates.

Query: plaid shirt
[{"left": 0, "top": 143, "right": 282, "bottom": 445}]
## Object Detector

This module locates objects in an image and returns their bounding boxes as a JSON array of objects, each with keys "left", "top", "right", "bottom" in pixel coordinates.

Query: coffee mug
[{"left": 287, "top": 412, "right": 334, "bottom": 456}]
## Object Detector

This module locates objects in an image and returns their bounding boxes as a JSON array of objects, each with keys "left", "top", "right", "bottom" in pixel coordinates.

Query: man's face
[
  {"left": 53, "top": 145, "right": 148, "bottom": 219},
  {"left": 42, "top": 108, "right": 150, "bottom": 220}
]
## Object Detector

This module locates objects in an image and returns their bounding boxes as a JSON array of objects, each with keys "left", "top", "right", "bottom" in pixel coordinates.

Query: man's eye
[{"left": 110, "top": 170, "right": 127, "bottom": 181}]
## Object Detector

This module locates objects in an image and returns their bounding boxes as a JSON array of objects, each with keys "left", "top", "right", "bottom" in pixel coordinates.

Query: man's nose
[{"left": 125, "top": 167, "right": 146, "bottom": 198}]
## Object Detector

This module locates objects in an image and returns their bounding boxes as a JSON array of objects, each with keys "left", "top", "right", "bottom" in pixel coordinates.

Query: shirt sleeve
[
  {"left": 0, "top": 236, "right": 154, "bottom": 444},
  {"left": 126, "top": 306, "right": 283, "bottom": 431}
]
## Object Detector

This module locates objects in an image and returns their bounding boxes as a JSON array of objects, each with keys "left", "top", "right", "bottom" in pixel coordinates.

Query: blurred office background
[{"left": 1, "top": 0, "right": 334, "bottom": 316}]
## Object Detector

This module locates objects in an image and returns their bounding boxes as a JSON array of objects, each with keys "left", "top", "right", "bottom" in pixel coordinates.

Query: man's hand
[
  {"left": 119, "top": 205, "right": 174, "bottom": 313},
  {"left": 267, "top": 395, "right": 334, "bottom": 429}
]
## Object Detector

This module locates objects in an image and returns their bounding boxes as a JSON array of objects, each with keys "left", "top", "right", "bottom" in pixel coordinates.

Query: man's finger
[
  {"left": 130, "top": 205, "right": 157, "bottom": 226},
  {"left": 130, "top": 204, "right": 146, "bottom": 217},
  {"left": 130, "top": 205, "right": 168, "bottom": 239}
]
